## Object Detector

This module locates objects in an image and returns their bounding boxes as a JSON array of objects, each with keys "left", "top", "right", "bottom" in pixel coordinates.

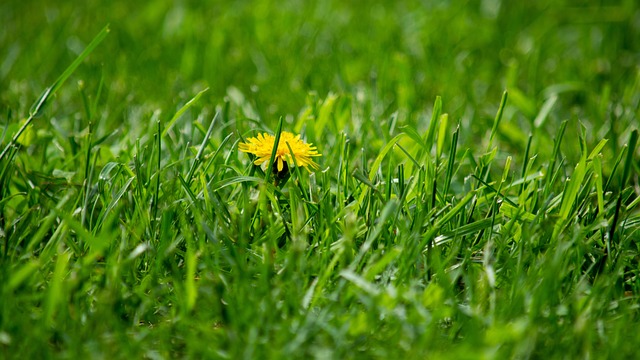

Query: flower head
[{"left": 239, "top": 131, "right": 321, "bottom": 172}]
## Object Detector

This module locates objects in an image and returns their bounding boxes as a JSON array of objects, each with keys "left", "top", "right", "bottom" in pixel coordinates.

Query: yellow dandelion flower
[{"left": 239, "top": 131, "right": 321, "bottom": 172}]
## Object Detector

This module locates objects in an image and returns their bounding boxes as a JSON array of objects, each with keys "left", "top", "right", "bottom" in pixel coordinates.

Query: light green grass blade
[
  {"left": 424, "top": 96, "right": 442, "bottom": 150},
  {"left": 488, "top": 91, "right": 508, "bottom": 151},
  {"left": 162, "top": 87, "right": 209, "bottom": 137},
  {"left": 186, "top": 111, "right": 220, "bottom": 183},
  {"left": 620, "top": 129, "right": 638, "bottom": 187},
  {"left": 593, "top": 155, "right": 605, "bottom": 215},
  {"left": 45, "top": 249, "right": 71, "bottom": 326}
]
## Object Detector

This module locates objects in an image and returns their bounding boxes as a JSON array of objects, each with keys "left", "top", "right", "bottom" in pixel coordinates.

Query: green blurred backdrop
[{"left": 2, "top": 0, "right": 638, "bottom": 125}]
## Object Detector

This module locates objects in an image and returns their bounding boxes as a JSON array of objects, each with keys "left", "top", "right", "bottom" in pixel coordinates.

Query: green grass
[{"left": 2, "top": 0, "right": 640, "bottom": 358}]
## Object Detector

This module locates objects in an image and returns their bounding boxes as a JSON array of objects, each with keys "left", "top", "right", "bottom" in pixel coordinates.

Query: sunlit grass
[{"left": 1, "top": 1, "right": 640, "bottom": 358}]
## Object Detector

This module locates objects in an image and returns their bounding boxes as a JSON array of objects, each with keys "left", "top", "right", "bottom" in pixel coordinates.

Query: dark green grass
[{"left": 2, "top": 0, "right": 640, "bottom": 358}]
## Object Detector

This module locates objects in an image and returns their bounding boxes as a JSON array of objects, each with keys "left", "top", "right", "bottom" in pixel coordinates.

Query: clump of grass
[{"left": 2, "top": 1, "right": 640, "bottom": 359}]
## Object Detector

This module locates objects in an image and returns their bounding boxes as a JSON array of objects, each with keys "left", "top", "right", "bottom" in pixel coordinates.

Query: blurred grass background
[{"left": 3, "top": 0, "right": 638, "bottom": 133}]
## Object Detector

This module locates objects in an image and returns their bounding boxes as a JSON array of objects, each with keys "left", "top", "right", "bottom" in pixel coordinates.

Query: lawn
[{"left": 1, "top": 0, "right": 640, "bottom": 358}]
